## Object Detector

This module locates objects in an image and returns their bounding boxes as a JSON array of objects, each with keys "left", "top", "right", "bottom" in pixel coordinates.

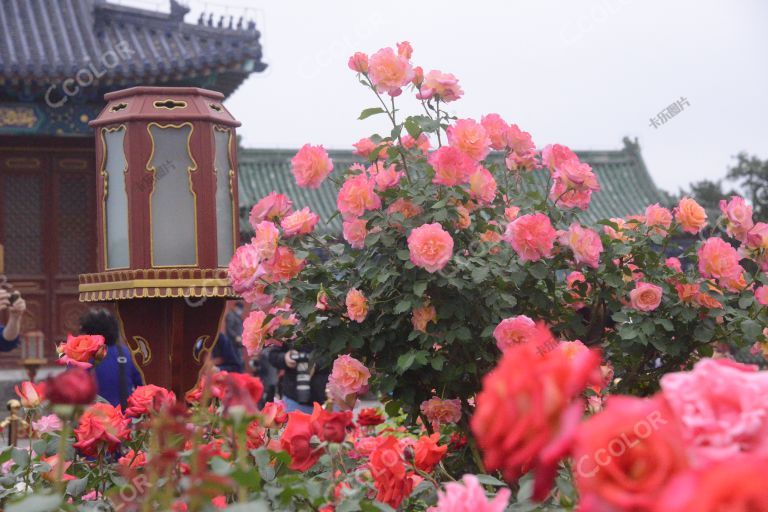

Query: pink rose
[
  {"left": 432, "top": 474, "right": 511, "bottom": 512},
  {"left": 342, "top": 218, "right": 368, "bottom": 249},
  {"left": 720, "top": 196, "right": 754, "bottom": 241},
  {"left": 645, "top": 203, "right": 673, "bottom": 233},
  {"left": 541, "top": 144, "right": 578, "bottom": 172},
  {"left": 396, "top": 41, "right": 413, "bottom": 59},
  {"left": 665, "top": 257, "right": 683, "bottom": 273},
  {"left": 416, "top": 70, "right": 463, "bottom": 102},
  {"left": 756, "top": 285, "right": 768, "bottom": 306},
  {"left": 503, "top": 213, "right": 557, "bottom": 262},
  {"left": 371, "top": 164, "right": 403, "bottom": 191},
  {"left": 280, "top": 207, "right": 319, "bottom": 237},
  {"left": 251, "top": 220, "right": 279, "bottom": 260},
  {"left": 290, "top": 144, "right": 333, "bottom": 189},
  {"left": 345, "top": 288, "right": 368, "bottom": 323},
  {"left": 407, "top": 223, "right": 454, "bottom": 273},
  {"left": 560, "top": 223, "right": 603, "bottom": 269},
  {"left": 493, "top": 315, "right": 536, "bottom": 352},
  {"left": 566, "top": 271, "right": 591, "bottom": 309},
  {"left": 336, "top": 174, "right": 381, "bottom": 219},
  {"left": 447, "top": 118, "right": 491, "bottom": 161},
  {"left": 329, "top": 354, "right": 370, "bottom": 396},
  {"left": 401, "top": 133, "right": 431, "bottom": 154},
  {"left": 629, "top": 281, "right": 663, "bottom": 312},
  {"left": 660, "top": 358, "right": 768, "bottom": 465},
  {"left": 32, "top": 414, "right": 62, "bottom": 434},
  {"left": 420, "top": 397, "right": 462, "bottom": 426},
  {"left": 675, "top": 197, "right": 707, "bottom": 234},
  {"left": 480, "top": 113, "right": 510, "bottom": 151},
  {"left": 249, "top": 192, "right": 293, "bottom": 225},
  {"left": 549, "top": 180, "right": 593, "bottom": 210},
  {"left": 428, "top": 146, "right": 476, "bottom": 186},
  {"left": 242, "top": 310, "right": 272, "bottom": 356},
  {"left": 368, "top": 47, "right": 414, "bottom": 96},
  {"left": 697, "top": 237, "right": 742, "bottom": 281},
  {"left": 347, "top": 52, "right": 368, "bottom": 73},
  {"left": 468, "top": 167, "right": 497, "bottom": 205}
]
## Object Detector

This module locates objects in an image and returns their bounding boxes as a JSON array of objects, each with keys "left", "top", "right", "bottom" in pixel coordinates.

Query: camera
[
  {"left": 290, "top": 351, "right": 312, "bottom": 404},
  {"left": 9, "top": 292, "right": 20, "bottom": 306}
]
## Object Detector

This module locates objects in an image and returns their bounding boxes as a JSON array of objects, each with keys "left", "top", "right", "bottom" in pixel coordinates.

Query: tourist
[
  {"left": 79, "top": 308, "right": 143, "bottom": 408},
  {"left": 267, "top": 344, "right": 329, "bottom": 413},
  {"left": 0, "top": 288, "right": 26, "bottom": 351}
]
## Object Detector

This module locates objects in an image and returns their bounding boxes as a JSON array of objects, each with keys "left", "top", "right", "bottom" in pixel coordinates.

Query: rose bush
[{"left": 229, "top": 40, "right": 768, "bottom": 434}]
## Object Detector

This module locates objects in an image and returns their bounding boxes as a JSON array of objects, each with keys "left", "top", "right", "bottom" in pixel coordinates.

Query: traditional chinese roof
[
  {"left": 236, "top": 138, "right": 665, "bottom": 234},
  {"left": 0, "top": 0, "right": 266, "bottom": 99}
]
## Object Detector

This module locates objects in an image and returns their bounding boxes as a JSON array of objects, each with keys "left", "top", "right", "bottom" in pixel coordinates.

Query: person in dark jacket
[
  {"left": 0, "top": 288, "right": 26, "bottom": 352},
  {"left": 79, "top": 309, "right": 143, "bottom": 408},
  {"left": 267, "top": 344, "right": 329, "bottom": 413},
  {"left": 212, "top": 331, "right": 244, "bottom": 373}
]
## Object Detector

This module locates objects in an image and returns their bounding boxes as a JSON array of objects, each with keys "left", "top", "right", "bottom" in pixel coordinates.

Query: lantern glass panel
[
  {"left": 148, "top": 123, "right": 197, "bottom": 267},
  {"left": 103, "top": 127, "right": 130, "bottom": 269},
  {"left": 213, "top": 127, "right": 235, "bottom": 267}
]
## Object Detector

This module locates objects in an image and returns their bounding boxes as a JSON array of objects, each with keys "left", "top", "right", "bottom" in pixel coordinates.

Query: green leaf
[
  {"left": 358, "top": 107, "right": 385, "bottom": 120},
  {"left": 65, "top": 477, "right": 88, "bottom": 498},
  {"left": 404, "top": 118, "right": 422, "bottom": 138},
  {"left": 471, "top": 266, "right": 490, "bottom": 283},
  {"left": 396, "top": 351, "right": 417, "bottom": 373},
  {"left": 384, "top": 400, "right": 402, "bottom": 418},
  {"left": 413, "top": 281, "right": 428, "bottom": 297},
  {"left": 397, "top": 250, "right": 411, "bottom": 261},
  {"left": 619, "top": 327, "right": 638, "bottom": 340},
  {"left": 474, "top": 474, "right": 507, "bottom": 486},
  {"left": 10, "top": 447, "right": 29, "bottom": 469},
  {"left": 694, "top": 324, "right": 714, "bottom": 343},
  {"left": 528, "top": 262, "right": 549, "bottom": 280},
  {"left": 6, "top": 494, "right": 61, "bottom": 512},
  {"left": 739, "top": 295, "right": 755, "bottom": 309},
  {"left": 741, "top": 319, "right": 763, "bottom": 341},
  {"left": 394, "top": 300, "right": 412, "bottom": 314}
]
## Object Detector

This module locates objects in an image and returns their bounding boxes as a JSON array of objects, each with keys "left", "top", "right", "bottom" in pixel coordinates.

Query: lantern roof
[{"left": 89, "top": 86, "right": 241, "bottom": 127}]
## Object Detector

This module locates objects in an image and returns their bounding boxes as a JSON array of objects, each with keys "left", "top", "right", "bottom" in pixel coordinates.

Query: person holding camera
[
  {"left": 267, "top": 344, "right": 329, "bottom": 413},
  {"left": 0, "top": 289, "right": 26, "bottom": 351}
]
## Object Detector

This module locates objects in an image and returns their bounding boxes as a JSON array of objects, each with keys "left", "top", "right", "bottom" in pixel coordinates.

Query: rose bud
[{"left": 45, "top": 368, "right": 97, "bottom": 405}]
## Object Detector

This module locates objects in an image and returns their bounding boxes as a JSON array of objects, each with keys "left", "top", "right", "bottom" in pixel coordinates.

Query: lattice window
[
  {"left": 2, "top": 174, "right": 43, "bottom": 275},
  {"left": 58, "top": 173, "right": 95, "bottom": 275}
]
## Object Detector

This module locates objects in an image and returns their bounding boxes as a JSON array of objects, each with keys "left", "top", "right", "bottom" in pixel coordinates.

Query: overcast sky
[{"left": 127, "top": 0, "right": 767, "bottom": 194}]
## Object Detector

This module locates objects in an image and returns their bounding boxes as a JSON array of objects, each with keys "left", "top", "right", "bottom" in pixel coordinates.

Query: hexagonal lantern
[{"left": 79, "top": 87, "right": 240, "bottom": 396}]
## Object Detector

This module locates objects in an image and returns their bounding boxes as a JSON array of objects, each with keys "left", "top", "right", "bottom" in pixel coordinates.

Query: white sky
[{"left": 123, "top": 0, "right": 768, "bottom": 193}]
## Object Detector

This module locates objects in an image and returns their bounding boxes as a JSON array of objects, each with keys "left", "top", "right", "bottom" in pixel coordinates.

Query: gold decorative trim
[
  {"left": 110, "top": 103, "right": 128, "bottom": 112},
  {"left": 5, "top": 157, "right": 40, "bottom": 169},
  {"left": 100, "top": 125, "right": 130, "bottom": 271},
  {"left": 58, "top": 158, "right": 88, "bottom": 170},
  {"left": 80, "top": 277, "right": 231, "bottom": 292},
  {"left": 214, "top": 125, "right": 238, "bottom": 266},
  {"left": 146, "top": 122, "right": 199, "bottom": 268}
]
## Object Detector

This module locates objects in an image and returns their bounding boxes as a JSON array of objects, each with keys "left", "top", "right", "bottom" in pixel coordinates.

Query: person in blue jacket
[
  {"left": 0, "top": 288, "right": 26, "bottom": 351},
  {"left": 79, "top": 308, "right": 144, "bottom": 408}
]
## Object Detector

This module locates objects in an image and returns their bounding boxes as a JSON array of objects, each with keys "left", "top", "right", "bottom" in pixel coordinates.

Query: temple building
[{"left": 0, "top": 1, "right": 664, "bottom": 367}]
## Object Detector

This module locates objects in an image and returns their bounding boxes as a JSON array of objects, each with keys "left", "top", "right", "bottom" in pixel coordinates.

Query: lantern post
[{"left": 79, "top": 87, "right": 241, "bottom": 397}]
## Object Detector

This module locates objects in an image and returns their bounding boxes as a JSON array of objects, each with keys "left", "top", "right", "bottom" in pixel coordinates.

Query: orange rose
[
  {"left": 675, "top": 197, "right": 707, "bottom": 234},
  {"left": 573, "top": 396, "right": 688, "bottom": 511},
  {"left": 629, "top": 282, "right": 663, "bottom": 312},
  {"left": 73, "top": 402, "right": 131, "bottom": 457},
  {"left": 414, "top": 433, "right": 448, "bottom": 472},
  {"left": 125, "top": 384, "right": 176, "bottom": 418},
  {"left": 345, "top": 288, "right": 368, "bottom": 323},
  {"left": 56, "top": 334, "right": 105, "bottom": 369}
]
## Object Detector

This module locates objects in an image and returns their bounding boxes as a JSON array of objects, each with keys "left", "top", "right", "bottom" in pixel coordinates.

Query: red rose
[
  {"left": 369, "top": 436, "right": 414, "bottom": 508},
  {"left": 310, "top": 403, "right": 353, "bottom": 443},
  {"left": 573, "top": 395, "right": 688, "bottom": 512},
  {"left": 73, "top": 402, "right": 130, "bottom": 457},
  {"left": 211, "top": 372, "right": 264, "bottom": 415},
  {"left": 261, "top": 401, "right": 288, "bottom": 428},
  {"left": 118, "top": 449, "right": 147, "bottom": 469},
  {"left": 280, "top": 411, "right": 322, "bottom": 471},
  {"left": 56, "top": 334, "right": 105, "bottom": 369},
  {"left": 246, "top": 420, "right": 267, "bottom": 450},
  {"left": 45, "top": 368, "right": 97, "bottom": 405},
  {"left": 655, "top": 455, "right": 768, "bottom": 511},
  {"left": 471, "top": 325, "right": 601, "bottom": 501},
  {"left": 125, "top": 384, "right": 176, "bottom": 418},
  {"left": 449, "top": 432, "right": 468, "bottom": 450},
  {"left": 414, "top": 433, "right": 447, "bottom": 472},
  {"left": 357, "top": 407, "right": 385, "bottom": 427}
]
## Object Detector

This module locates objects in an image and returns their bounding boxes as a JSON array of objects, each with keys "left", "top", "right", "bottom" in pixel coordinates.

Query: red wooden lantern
[{"left": 79, "top": 87, "right": 240, "bottom": 396}]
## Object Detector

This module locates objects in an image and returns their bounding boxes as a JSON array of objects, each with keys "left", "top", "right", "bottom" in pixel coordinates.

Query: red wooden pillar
[{"left": 79, "top": 87, "right": 241, "bottom": 397}]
